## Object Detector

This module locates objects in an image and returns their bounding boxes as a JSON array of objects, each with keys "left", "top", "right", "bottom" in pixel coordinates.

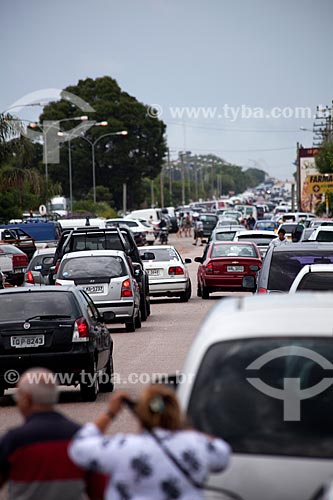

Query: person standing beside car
[{"left": 69, "top": 385, "right": 230, "bottom": 500}]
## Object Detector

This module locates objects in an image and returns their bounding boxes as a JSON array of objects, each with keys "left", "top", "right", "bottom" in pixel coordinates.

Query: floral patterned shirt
[{"left": 69, "top": 424, "right": 230, "bottom": 500}]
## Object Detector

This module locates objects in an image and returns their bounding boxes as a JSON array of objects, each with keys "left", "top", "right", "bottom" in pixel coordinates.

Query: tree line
[{"left": 0, "top": 76, "right": 269, "bottom": 220}]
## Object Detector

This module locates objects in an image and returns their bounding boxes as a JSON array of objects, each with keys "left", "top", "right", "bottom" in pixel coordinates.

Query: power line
[{"left": 166, "top": 120, "right": 304, "bottom": 133}]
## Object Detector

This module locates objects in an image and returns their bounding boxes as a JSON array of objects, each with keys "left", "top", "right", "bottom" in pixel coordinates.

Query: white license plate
[
  {"left": 11, "top": 335, "right": 45, "bottom": 348},
  {"left": 227, "top": 266, "right": 244, "bottom": 272},
  {"left": 147, "top": 269, "right": 160, "bottom": 276},
  {"left": 83, "top": 285, "right": 104, "bottom": 293},
  {"left": 14, "top": 268, "right": 26, "bottom": 274}
]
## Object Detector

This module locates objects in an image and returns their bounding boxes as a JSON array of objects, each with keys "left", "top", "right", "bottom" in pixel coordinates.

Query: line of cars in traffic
[{"left": 0, "top": 219, "right": 193, "bottom": 401}]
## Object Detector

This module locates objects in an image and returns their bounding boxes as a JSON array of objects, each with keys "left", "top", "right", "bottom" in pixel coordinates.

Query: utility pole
[
  {"left": 151, "top": 179, "right": 155, "bottom": 208},
  {"left": 180, "top": 152, "right": 185, "bottom": 205},
  {"left": 167, "top": 148, "right": 172, "bottom": 204},
  {"left": 160, "top": 167, "right": 164, "bottom": 208},
  {"left": 123, "top": 182, "right": 127, "bottom": 213}
]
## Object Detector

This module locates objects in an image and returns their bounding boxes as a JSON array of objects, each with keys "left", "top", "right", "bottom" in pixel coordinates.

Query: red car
[
  {"left": 195, "top": 241, "right": 262, "bottom": 299},
  {"left": 0, "top": 244, "right": 29, "bottom": 286}
]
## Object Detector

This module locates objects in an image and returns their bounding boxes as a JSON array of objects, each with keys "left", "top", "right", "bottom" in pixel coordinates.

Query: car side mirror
[
  {"left": 194, "top": 257, "right": 203, "bottom": 263},
  {"left": 242, "top": 275, "right": 256, "bottom": 292},
  {"left": 184, "top": 258, "right": 192, "bottom": 264},
  {"left": 292, "top": 223, "right": 304, "bottom": 242},
  {"left": 134, "top": 268, "right": 143, "bottom": 277}
]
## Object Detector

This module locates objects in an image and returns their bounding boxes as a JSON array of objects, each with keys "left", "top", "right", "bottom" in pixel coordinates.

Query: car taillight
[
  {"left": 205, "top": 262, "right": 214, "bottom": 273},
  {"left": 168, "top": 266, "right": 184, "bottom": 275},
  {"left": 55, "top": 282, "right": 62, "bottom": 286},
  {"left": 258, "top": 287, "right": 267, "bottom": 294},
  {"left": 121, "top": 279, "right": 133, "bottom": 297},
  {"left": 25, "top": 270, "right": 35, "bottom": 284},
  {"left": 72, "top": 317, "right": 90, "bottom": 342}
]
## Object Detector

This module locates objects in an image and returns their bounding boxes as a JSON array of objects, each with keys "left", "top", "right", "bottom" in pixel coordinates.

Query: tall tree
[{"left": 39, "top": 76, "right": 167, "bottom": 209}]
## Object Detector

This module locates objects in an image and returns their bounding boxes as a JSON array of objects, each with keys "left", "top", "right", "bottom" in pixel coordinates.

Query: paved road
[{"left": 0, "top": 233, "right": 249, "bottom": 437}]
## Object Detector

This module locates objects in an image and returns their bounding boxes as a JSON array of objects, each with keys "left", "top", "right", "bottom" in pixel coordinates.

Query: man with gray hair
[{"left": 0, "top": 368, "right": 105, "bottom": 500}]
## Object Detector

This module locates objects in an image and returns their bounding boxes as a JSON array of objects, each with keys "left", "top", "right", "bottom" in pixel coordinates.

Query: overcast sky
[{"left": 2, "top": 0, "right": 333, "bottom": 180}]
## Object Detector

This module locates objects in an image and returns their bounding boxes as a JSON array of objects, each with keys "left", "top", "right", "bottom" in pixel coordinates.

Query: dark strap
[{"left": 148, "top": 428, "right": 243, "bottom": 500}]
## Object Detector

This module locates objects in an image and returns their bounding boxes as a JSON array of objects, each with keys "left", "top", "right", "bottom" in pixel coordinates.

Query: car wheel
[
  {"left": 125, "top": 314, "right": 136, "bottom": 332},
  {"left": 197, "top": 283, "right": 202, "bottom": 297},
  {"left": 80, "top": 359, "right": 99, "bottom": 402},
  {"left": 135, "top": 309, "right": 142, "bottom": 328},
  {"left": 140, "top": 295, "right": 148, "bottom": 321},
  {"left": 202, "top": 286, "right": 210, "bottom": 300},
  {"left": 180, "top": 279, "right": 192, "bottom": 302},
  {"left": 99, "top": 353, "right": 114, "bottom": 393},
  {"left": 0, "top": 384, "right": 4, "bottom": 398}
]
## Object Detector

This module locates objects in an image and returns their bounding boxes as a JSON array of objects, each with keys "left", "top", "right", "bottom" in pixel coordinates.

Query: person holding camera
[{"left": 69, "top": 386, "right": 230, "bottom": 500}]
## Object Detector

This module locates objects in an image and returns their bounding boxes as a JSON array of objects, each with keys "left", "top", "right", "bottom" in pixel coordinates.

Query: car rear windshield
[
  {"left": 268, "top": 251, "right": 333, "bottom": 291},
  {"left": 212, "top": 244, "right": 257, "bottom": 258},
  {"left": 188, "top": 337, "right": 333, "bottom": 458},
  {"left": 0, "top": 244, "right": 21, "bottom": 254},
  {"left": 0, "top": 292, "right": 78, "bottom": 322},
  {"left": 70, "top": 233, "right": 131, "bottom": 253},
  {"left": 237, "top": 235, "right": 275, "bottom": 245},
  {"left": 281, "top": 224, "right": 297, "bottom": 233},
  {"left": 140, "top": 248, "right": 179, "bottom": 262},
  {"left": 215, "top": 231, "right": 237, "bottom": 241},
  {"left": 297, "top": 272, "right": 333, "bottom": 291},
  {"left": 257, "top": 222, "right": 275, "bottom": 230},
  {"left": 60, "top": 256, "right": 127, "bottom": 279},
  {"left": 200, "top": 215, "right": 218, "bottom": 223}
]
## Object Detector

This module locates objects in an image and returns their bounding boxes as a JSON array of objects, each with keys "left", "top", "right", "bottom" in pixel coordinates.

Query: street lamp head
[
  {"left": 79, "top": 115, "right": 89, "bottom": 121},
  {"left": 57, "top": 131, "right": 66, "bottom": 137},
  {"left": 98, "top": 121, "right": 108, "bottom": 126},
  {"left": 119, "top": 130, "right": 128, "bottom": 135}
]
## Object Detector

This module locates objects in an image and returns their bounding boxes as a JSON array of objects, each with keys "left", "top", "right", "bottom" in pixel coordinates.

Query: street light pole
[
  {"left": 68, "top": 139, "right": 73, "bottom": 214},
  {"left": 78, "top": 130, "right": 128, "bottom": 204}
]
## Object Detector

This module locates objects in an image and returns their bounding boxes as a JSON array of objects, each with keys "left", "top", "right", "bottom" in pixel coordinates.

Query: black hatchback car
[{"left": 0, "top": 286, "right": 113, "bottom": 402}]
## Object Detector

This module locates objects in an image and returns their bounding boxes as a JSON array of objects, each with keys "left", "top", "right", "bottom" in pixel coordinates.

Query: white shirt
[
  {"left": 69, "top": 424, "right": 230, "bottom": 500},
  {"left": 269, "top": 237, "right": 290, "bottom": 248}
]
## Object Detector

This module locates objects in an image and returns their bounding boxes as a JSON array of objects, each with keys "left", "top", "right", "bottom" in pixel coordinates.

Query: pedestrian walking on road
[
  {"left": 269, "top": 227, "right": 289, "bottom": 248},
  {"left": 0, "top": 368, "right": 105, "bottom": 500},
  {"left": 193, "top": 218, "right": 204, "bottom": 246},
  {"left": 69, "top": 385, "right": 230, "bottom": 500}
]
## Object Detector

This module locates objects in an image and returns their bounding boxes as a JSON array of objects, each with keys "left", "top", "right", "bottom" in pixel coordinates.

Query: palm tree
[{"left": 0, "top": 113, "right": 22, "bottom": 143}]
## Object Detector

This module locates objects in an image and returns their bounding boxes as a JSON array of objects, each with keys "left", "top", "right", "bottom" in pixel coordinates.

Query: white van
[{"left": 125, "top": 208, "right": 162, "bottom": 225}]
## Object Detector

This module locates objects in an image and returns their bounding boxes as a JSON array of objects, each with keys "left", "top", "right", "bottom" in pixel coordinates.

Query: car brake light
[
  {"left": 258, "top": 287, "right": 267, "bottom": 294},
  {"left": 205, "top": 262, "right": 214, "bottom": 273},
  {"left": 72, "top": 317, "right": 90, "bottom": 342},
  {"left": 168, "top": 266, "right": 184, "bottom": 275},
  {"left": 25, "top": 270, "right": 35, "bottom": 284},
  {"left": 121, "top": 279, "right": 133, "bottom": 297},
  {"left": 55, "top": 282, "right": 62, "bottom": 286}
]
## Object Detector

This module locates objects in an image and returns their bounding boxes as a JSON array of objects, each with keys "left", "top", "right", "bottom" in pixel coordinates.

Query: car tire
[
  {"left": 99, "top": 353, "right": 114, "bottom": 393},
  {"left": 80, "top": 360, "right": 99, "bottom": 402},
  {"left": 135, "top": 309, "right": 142, "bottom": 328},
  {"left": 197, "top": 283, "right": 202, "bottom": 297},
  {"left": 0, "top": 384, "right": 4, "bottom": 398},
  {"left": 202, "top": 286, "right": 210, "bottom": 300},
  {"left": 140, "top": 296, "right": 148, "bottom": 322},
  {"left": 180, "top": 279, "right": 192, "bottom": 302},
  {"left": 125, "top": 314, "right": 136, "bottom": 332}
]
